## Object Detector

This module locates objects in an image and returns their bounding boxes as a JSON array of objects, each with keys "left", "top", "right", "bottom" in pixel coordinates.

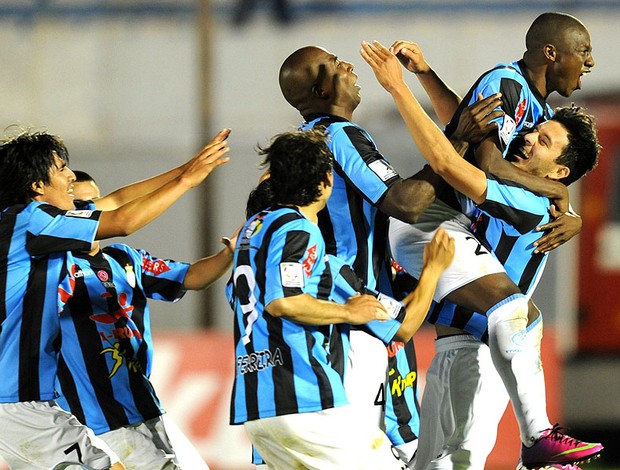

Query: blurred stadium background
[{"left": 0, "top": 1, "right": 619, "bottom": 468}]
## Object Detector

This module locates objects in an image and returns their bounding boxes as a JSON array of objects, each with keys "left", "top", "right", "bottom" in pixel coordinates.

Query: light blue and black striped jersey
[
  {"left": 385, "top": 339, "right": 420, "bottom": 446},
  {"left": 0, "top": 201, "right": 100, "bottom": 403},
  {"left": 430, "top": 175, "right": 550, "bottom": 340},
  {"left": 446, "top": 60, "right": 553, "bottom": 157},
  {"left": 55, "top": 244, "right": 189, "bottom": 434},
  {"left": 227, "top": 206, "right": 351, "bottom": 424},
  {"left": 432, "top": 59, "right": 554, "bottom": 338},
  {"left": 301, "top": 115, "right": 400, "bottom": 291}
]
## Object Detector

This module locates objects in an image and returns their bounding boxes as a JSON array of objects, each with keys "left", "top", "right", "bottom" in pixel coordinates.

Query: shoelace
[{"left": 545, "top": 423, "right": 582, "bottom": 446}]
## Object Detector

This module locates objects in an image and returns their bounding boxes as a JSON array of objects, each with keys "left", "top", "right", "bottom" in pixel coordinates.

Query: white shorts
[
  {"left": 413, "top": 335, "right": 509, "bottom": 470},
  {"left": 99, "top": 416, "right": 180, "bottom": 470},
  {"left": 162, "top": 414, "right": 210, "bottom": 470},
  {"left": 344, "top": 329, "right": 389, "bottom": 431},
  {"left": 0, "top": 400, "right": 118, "bottom": 470},
  {"left": 389, "top": 214, "right": 505, "bottom": 302},
  {"left": 244, "top": 404, "right": 404, "bottom": 470}
]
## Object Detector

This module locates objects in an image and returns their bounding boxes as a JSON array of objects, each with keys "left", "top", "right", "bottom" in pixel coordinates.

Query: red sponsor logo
[
  {"left": 97, "top": 270, "right": 109, "bottom": 281},
  {"left": 515, "top": 98, "right": 526, "bottom": 125},
  {"left": 142, "top": 256, "right": 171, "bottom": 275},
  {"left": 301, "top": 244, "right": 317, "bottom": 277},
  {"left": 386, "top": 341, "right": 405, "bottom": 358}
]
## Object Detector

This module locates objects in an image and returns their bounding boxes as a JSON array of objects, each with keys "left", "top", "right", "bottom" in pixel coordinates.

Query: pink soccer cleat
[{"left": 520, "top": 424, "right": 603, "bottom": 468}]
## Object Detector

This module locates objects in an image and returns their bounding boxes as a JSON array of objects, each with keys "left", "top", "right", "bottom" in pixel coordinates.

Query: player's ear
[
  {"left": 311, "top": 83, "right": 329, "bottom": 100},
  {"left": 552, "top": 165, "right": 570, "bottom": 181},
  {"left": 30, "top": 180, "right": 45, "bottom": 197},
  {"left": 544, "top": 44, "right": 557, "bottom": 62}
]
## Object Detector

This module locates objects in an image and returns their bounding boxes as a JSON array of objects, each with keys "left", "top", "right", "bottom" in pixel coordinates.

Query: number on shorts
[
  {"left": 374, "top": 382, "right": 386, "bottom": 411},
  {"left": 465, "top": 235, "right": 490, "bottom": 256},
  {"left": 63, "top": 443, "right": 83, "bottom": 463}
]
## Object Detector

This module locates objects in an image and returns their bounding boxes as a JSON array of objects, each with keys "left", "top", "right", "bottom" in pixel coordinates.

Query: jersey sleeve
[
  {"left": 327, "top": 254, "right": 404, "bottom": 344},
  {"left": 263, "top": 219, "right": 327, "bottom": 306},
  {"left": 478, "top": 175, "right": 549, "bottom": 235},
  {"left": 133, "top": 248, "right": 190, "bottom": 302},
  {"left": 329, "top": 124, "right": 401, "bottom": 205},
  {"left": 467, "top": 67, "right": 529, "bottom": 155},
  {"left": 26, "top": 202, "right": 101, "bottom": 256}
]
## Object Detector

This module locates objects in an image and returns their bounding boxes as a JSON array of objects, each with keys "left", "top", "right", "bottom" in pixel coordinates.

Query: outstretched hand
[
  {"left": 360, "top": 40, "right": 406, "bottom": 93},
  {"left": 180, "top": 128, "right": 231, "bottom": 188},
  {"left": 390, "top": 40, "right": 430, "bottom": 75}
]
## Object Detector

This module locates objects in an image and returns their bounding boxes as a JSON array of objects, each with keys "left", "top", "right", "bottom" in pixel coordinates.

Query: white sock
[{"left": 487, "top": 294, "right": 552, "bottom": 445}]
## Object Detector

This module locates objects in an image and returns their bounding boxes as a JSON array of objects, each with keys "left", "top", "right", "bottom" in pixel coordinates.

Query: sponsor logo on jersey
[
  {"left": 142, "top": 256, "right": 171, "bottom": 275},
  {"left": 301, "top": 244, "right": 317, "bottom": 277},
  {"left": 65, "top": 209, "right": 93, "bottom": 218},
  {"left": 369, "top": 159, "right": 398, "bottom": 182},
  {"left": 280, "top": 262, "right": 304, "bottom": 288},
  {"left": 97, "top": 270, "right": 109, "bottom": 282},
  {"left": 125, "top": 264, "right": 136, "bottom": 288},
  {"left": 386, "top": 341, "right": 405, "bottom": 358},
  {"left": 388, "top": 367, "right": 417, "bottom": 398},
  {"left": 499, "top": 115, "right": 517, "bottom": 147},
  {"left": 514, "top": 98, "right": 527, "bottom": 125},
  {"left": 237, "top": 347, "right": 284, "bottom": 375}
]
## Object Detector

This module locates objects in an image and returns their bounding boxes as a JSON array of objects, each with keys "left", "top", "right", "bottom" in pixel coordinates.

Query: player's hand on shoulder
[
  {"left": 453, "top": 93, "right": 503, "bottom": 144},
  {"left": 345, "top": 293, "right": 390, "bottom": 323},
  {"left": 534, "top": 204, "right": 582, "bottom": 253}
]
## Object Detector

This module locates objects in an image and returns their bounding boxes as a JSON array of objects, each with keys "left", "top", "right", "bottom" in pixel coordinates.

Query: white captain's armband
[
  {"left": 65, "top": 210, "right": 94, "bottom": 218},
  {"left": 377, "top": 292, "right": 402, "bottom": 319},
  {"left": 369, "top": 160, "right": 398, "bottom": 182},
  {"left": 280, "top": 262, "right": 304, "bottom": 288},
  {"left": 498, "top": 114, "right": 516, "bottom": 147}
]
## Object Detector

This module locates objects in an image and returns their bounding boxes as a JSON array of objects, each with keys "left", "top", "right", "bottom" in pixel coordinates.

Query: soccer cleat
[
  {"left": 520, "top": 424, "right": 603, "bottom": 468},
  {"left": 517, "top": 460, "right": 583, "bottom": 470}
]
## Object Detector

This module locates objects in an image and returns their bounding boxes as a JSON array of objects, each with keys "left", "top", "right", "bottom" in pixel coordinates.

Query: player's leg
[
  {"left": 98, "top": 417, "right": 180, "bottom": 469},
  {"left": 0, "top": 400, "right": 122, "bottom": 470},
  {"left": 161, "top": 414, "right": 210, "bottom": 469},
  {"left": 245, "top": 405, "right": 405, "bottom": 470},
  {"left": 430, "top": 336, "right": 509, "bottom": 470},
  {"left": 344, "top": 329, "right": 390, "bottom": 430},
  {"left": 412, "top": 339, "right": 455, "bottom": 470}
]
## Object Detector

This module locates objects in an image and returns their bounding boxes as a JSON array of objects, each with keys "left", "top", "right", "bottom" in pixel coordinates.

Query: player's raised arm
[{"left": 361, "top": 40, "right": 487, "bottom": 204}]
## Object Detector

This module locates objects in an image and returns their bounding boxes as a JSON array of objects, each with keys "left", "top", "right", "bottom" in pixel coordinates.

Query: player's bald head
[
  {"left": 525, "top": 12, "right": 588, "bottom": 51},
  {"left": 279, "top": 46, "right": 328, "bottom": 109}
]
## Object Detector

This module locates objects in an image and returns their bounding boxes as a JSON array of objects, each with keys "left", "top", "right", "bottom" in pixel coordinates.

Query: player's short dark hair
[
  {"left": 73, "top": 170, "right": 96, "bottom": 184},
  {"left": 245, "top": 178, "right": 274, "bottom": 219},
  {"left": 0, "top": 129, "right": 69, "bottom": 209},
  {"left": 551, "top": 106, "right": 600, "bottom": 186},
  {"left": 258, "top": 129, "right": 333, "bottom": 207}
]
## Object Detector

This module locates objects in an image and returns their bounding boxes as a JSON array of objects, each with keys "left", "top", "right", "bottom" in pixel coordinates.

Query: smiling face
[
  {"left": 508, "top": 120, "right": 570, "bottom": 180},
  {"left": 33, "top": 152, "right": 77, "bottom": 210},
  {"left": 548, "top": 25, "right": 595, "bottom": 97}
]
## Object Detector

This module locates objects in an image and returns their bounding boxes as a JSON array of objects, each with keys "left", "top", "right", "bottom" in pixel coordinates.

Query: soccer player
[
  {"left": 57, "top": 171, "right": 232, "bottom": 469},
  {"left": 227, "top": 129, "right": 454, "bottom": 469},
  {"left": 279, "top": 45, "right": 457, "bottom": 463},
  {"left": 361, "top": 38, "right": 603, "bottom": 469},
  {"left": 0, "top": 127, "right": 230, "bottom": 469}
]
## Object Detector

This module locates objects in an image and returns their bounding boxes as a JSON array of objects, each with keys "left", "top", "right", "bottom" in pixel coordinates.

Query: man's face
[
  {"left": 508, "top": 120, "right": 569, "bottom": 179},
  {"left": 38, "top": 152, "right": 77, "bottom": 210},
  {"left": 313, "top": 48, "right": 361, "bottom": 110},
  {"left": 550, "top": 26, "right": 595, "bottom": 97}
]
